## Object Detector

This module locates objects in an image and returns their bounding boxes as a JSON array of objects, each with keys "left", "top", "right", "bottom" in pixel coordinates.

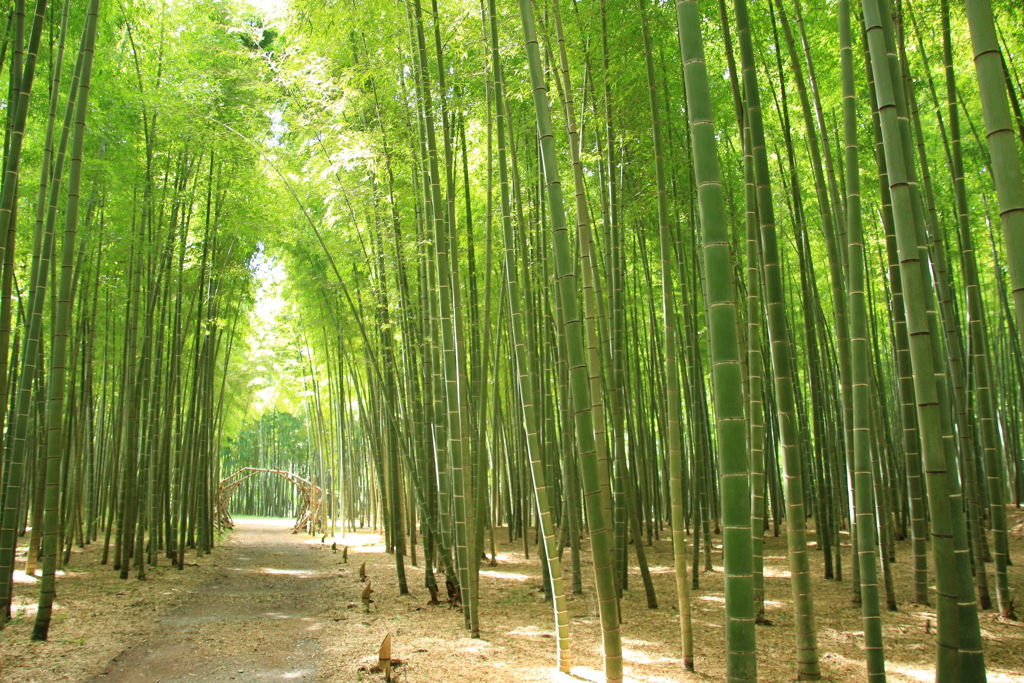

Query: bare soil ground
[{"left": 2, "top": 511, "right": 1024, "bottom": 682}]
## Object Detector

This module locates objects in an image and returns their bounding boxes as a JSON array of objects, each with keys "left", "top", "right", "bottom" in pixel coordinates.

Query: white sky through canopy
[{"left": 242, "top": 0, "right": 288, "bottom": 19}]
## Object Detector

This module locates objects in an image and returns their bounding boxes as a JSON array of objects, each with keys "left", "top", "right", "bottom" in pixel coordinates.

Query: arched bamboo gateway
[{"left": 217, "top": 468, "right": 326, "bottom": 535}]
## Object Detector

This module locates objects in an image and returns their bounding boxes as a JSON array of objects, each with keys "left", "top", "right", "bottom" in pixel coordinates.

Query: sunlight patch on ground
[
  {"left": 697, "top": 595, "right": 725, "bottom": 604},
  {"left": 12, "top": 569, "right": 39, "bottom": 584},
  {"left": 491, "top": 553, "right": 521, "bottom": 563},
  {"left": 622, "top": 637, "right": 660, "bottom": 648},
  {"left": 814, "top": 650, "right": 871, "bottom": 676},
  {"left": 622, "top": 648, "right": 663, "bottom": 665},
  {"left": 986, "top": 670, "right": 1024, "bottom": 683},
  {"left": 762, "top": 565, "right": 792, "bottom": 579},
  {"left": 544, "top": 666, "right": 672, "bottom": 683},
  {"left": 451, "top": 637, "right": 494, "bottom": 654},
  {"left": 480, "top": 569, "right": 530, "bottom": 582},
  {"left": 886, "top": 662, "right": 935, "bottom": 682},
  {"left": 645, "top": 565, "right": 675, "bottom": 575},
  {"left": 316, "top": 530, "right": 386, "bottom": 553},
  {"left": 253, "top": 567, "right": 318, "bottom": 577},
  {"left": 262, "top": 612, "right": 318, "bottom": 620},
  {"left": 349, "top": 543, "right": 386, "bottom": 554},
  {"left": 859, "top": 656, "right": 1024, "bottom": 683},
  {"left": 7, "top": 601, "right": 41, "bottom": 618},
  {"left": 12, "top": 568, "right": 66, "bottom": 584},
  {"left": 508, "top": 624, "right": 555, "bottom": 638}
]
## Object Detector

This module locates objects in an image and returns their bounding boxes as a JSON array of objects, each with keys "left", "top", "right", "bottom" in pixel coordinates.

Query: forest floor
[{"left": 1, "top": 512, "right": 1024, "bottom": 682}]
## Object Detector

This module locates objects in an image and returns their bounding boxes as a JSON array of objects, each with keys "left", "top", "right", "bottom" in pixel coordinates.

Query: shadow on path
[{"left": 92, "top": 518, "right": 328, "bottom": 682}]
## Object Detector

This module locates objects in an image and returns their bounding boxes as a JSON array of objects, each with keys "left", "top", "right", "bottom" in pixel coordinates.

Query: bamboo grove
[{"left": 0, "top": 0, "right": 1022, "bottom": 681}]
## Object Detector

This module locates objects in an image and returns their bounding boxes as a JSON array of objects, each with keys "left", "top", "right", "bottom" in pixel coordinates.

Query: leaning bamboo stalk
[
  {"left": 34, "top": 0, "right": 101, "bottom": 640},
  {"left": 489, "top": 0, "right": 569, "bottom": 667},
  {"left": 516, "top": 0, "right": 621, "bottom": 677},
  {"left": 964, "top": 0, "right": 1024, "bottom": 358}
]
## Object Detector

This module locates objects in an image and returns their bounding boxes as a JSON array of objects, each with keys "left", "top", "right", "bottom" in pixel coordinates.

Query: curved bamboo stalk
[{"left": 488, "top": 0, "right": 570, "bottom": 668}]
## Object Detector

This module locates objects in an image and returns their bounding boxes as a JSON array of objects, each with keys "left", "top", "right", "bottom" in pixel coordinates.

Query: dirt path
[
  {"left": 91, "top": 518, "right": 330, "bottom": 682},
  {"left": 4, "top": 513, "right": 1024, "bottom": 681}
]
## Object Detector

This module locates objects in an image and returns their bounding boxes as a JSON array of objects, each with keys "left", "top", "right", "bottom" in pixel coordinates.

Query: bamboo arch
[{"left": 216, "top": 467, "right": 326, "bottom": 534}]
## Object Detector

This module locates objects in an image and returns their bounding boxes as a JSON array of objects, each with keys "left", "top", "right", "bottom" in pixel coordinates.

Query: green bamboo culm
[
  {"left": 0, "top": 0, "right": 53, "bottom": 622},
  {"left": 516, "top": 0, "right": 622, "bottom": 678},
  {"left": 839, "top": 0, "right": 885, "bottom": 677},
  {"left": 644, "top": 0, "right": 694, "bottom": 668},
  {"left": 861, "top": 0, "right": 983, "bottom": 679},
  {"left": 881, "top": 0, "right": 985, "bottom": 675},
  {"left": 409, "top": 0, "right": 475, "bottom": 634},
  {"left": 946, "top": 0, "right": 1015, "bottom": 621},
  {"left": 32, "top": 0, "right": 96, "bottom": 641},
  {"left": 20, "top": 0, "right": 74, "bottom": 586},
  {"left": 731, "top": 0, "right": 819, "bottom": 676},
  {"left": 488, "top": 0, "right": 571, "bottom": 667},
  {"left": 676, "top": 1, "right": 756, "bottom": 680},
  {"left": 964, "top": 0, "right": 1024, "bottom": 356},
  {"left": 743, "top": 120, "right": 768, "bottom": 625}
]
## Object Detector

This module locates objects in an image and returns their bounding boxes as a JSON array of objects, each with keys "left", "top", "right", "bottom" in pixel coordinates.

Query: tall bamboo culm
[{"left": 676, "top": 1, "right": 756, "bottom": 680}]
